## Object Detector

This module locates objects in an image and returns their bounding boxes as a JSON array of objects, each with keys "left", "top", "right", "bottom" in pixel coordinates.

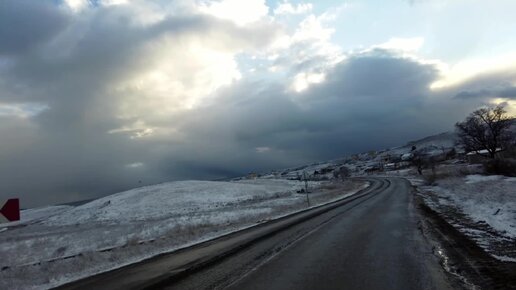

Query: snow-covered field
[
  {"left": 424, "top": 175, "right": 516, "bottom": 238},
  {"left": 413, "top": 173, "right": 516, "bottom": 262},
  {"left": 0, "top": 178, "right": 367, "bottom": 290}
]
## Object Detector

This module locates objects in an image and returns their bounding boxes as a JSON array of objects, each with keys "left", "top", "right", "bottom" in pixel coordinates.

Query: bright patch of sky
[
  {"left": 0, "top": 103, "right": 48, "bottom": 118},
  {"left": 309, "top": 0, "right": 515, "bottom": 59},
  {"left": 59, "top": 0, "right": 516, "bottom": 96},
  {"left": 247, "top": 0, "right": 516, "bottom": 93}
]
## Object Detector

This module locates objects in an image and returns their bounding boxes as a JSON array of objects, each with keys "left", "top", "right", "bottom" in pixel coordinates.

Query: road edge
[
  {"left": 54, "top": 178, "right": 385, "bottom": 290},
  {"left": 411, "top": 184, "right": 516, "bottom": 290}
]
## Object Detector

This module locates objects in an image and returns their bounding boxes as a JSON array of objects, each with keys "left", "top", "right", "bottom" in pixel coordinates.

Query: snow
[
  {"left": 424, "top": 174, "right": 516, "bottom": 238},
  {"left": 382, "top": 158, "right": 515, "bottom": 262},
  {"left": 0, "top": 178, "right": 366, "bottom": 290},
  {"left": 465, "top": 148, "right": 502, "bottom": 155},
  {"left": 492, "top": 255, "right": 516, "bottom": 263},
  {"left": 22, "top": 205, "right": 73, "bottom": 223},
  {"left": 433, "top": 179, "right": 515, "bottom": 238},
  {"left": 416, "top": 172, "right": 516, "bottom": 262},
  {"left": 43, "top": 180, "right": 309, "bottom": 226},
  {"left": 0, "top": 205, "right": 73, "bottom": 229},
  {"left": 464, "top": 174, "right": 516, "bottom": 184}
]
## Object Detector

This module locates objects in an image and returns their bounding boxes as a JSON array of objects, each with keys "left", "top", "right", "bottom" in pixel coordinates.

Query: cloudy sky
[{"left": 1, "top": 0, "right": 515, "bottom": 207}]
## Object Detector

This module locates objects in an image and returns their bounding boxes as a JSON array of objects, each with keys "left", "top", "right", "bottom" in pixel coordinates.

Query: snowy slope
[
  {"left": 436, "top": 175, "right": 516, "bottom": 238},
  {"left": 0, "top": 178, "right": 366, "bottom": 290},
  {"left": 44, "top": 179, "right": 305, "bottom": 226},
  {"left": 22, "top": 205, "right": 73, "bottom": 223},
  {"left": 417, "top": 173, "right": 516, "bottom": 262}
]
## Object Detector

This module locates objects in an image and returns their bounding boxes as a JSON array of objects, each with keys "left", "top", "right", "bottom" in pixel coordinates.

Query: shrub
[
  {"left": 423, "top": 173, "right": 437, "bottom": 185},
  {"left": 446, "top": 148, "right": 456, "bottom": 159},
  {"left": 483, "top": 159, "right": 516, "bottom": 177},
  {"left": 423, "top": 172, "right": 454, "bottom": 185},
  {"left": 456, "top": 164, "right": 483, "bottom": 176},
  {"left": 332, "top": 166, "right": 350, "bottom": 180}
]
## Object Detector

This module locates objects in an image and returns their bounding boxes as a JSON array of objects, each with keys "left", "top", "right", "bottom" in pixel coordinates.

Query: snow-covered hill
[
  {"left": 43, "top": 179, "right": 309, "bottom": 226},
  {"left": 0, "top": 178, "right": 367, "bottom": 289}
]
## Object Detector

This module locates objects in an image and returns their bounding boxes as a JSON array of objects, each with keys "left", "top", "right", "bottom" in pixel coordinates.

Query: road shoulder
[{"left": 411, "top": 183, "right": 516, "bottom": 289}]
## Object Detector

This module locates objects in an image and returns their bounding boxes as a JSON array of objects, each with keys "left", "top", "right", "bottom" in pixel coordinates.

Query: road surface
[{"left": 56, "top": 178, "right": 457, "bottom": 290}]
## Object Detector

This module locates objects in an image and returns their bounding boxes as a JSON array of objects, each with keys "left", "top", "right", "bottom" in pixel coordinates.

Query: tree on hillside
[
  {"left": 455, "top": 104, "right": 514, "bottom": 158},
  {"left": 410, "top": 150, "right": 425, "bottom": 175},
  {"left": 333, "top": 166, "right": 350, "bottom": 180}
]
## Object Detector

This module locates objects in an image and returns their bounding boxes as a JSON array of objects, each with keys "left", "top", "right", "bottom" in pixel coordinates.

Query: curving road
[
  {"left": 165, "top": 178, "right": 456, "bottom": 290},
  {"left": 56, "top": 178, "right": 457, "bottom": 290}
]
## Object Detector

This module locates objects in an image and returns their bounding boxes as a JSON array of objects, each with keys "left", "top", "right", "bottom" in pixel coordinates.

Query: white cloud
[
  {"left": 111, "top": 35, "right": 243, "bottom": 132},
  {"left": 375, "top": 37, "right": 424, "bottom": 53},
  {"left": 0, "top": 103, "right": 48, "bottom": 118},
  {"left": 126, "top": 162, "right": 144, "bottom": 168},
  {"left": 249, "top": 9, "right": 344, "bottom": 92},
  {"left": 291, "top": 72, "right": 325, "bottom": 92},
  {"left": 292, "top": 14, "right": 334, "bottom": 42},
  {"left": 54, "top": 1, "right": 278, "bottom": 139},
  {"left": 108, "top": 120, "right": 156, "bottom": 139},
  {"left": 235, "top": 8, "right": 344, "bottom": 93},
  {"left": 276, "top": 13, "right": 343, "bottom": 92},
  {"left": 198, "top": 0, "right": 269, "bottom": 26},
  {"left": 274, "top": 1, "right": 312, "bottom": 15},
  {"left": 101, "top": 0, "right": 129, "bottom": 6},
  {"left": 431, "top": 52, "right": 516, "bottom": 90},
  {"left": 255, "top": 146, "right": 271, "bottom": 153},
  {"left": 63, "top": 0, "right": 89, "bottom": 12}
]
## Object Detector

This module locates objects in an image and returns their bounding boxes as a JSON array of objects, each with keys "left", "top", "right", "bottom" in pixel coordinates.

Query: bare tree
[
  {"left": 455, "top": 105, "right": 514, "bottom": 158},
  {"left": 410, "top": 151, "right": 425, "bottom": 175},
  {"left": 333, "top": 166, "right": 350, "bottom": 180}
]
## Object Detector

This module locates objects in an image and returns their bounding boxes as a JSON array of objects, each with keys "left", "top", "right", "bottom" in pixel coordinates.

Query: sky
[{"left": 1, "top": 0, "right": 516, "bottom": 207}]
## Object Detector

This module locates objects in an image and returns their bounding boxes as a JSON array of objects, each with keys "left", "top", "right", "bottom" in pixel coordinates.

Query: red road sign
[{"left": 0, "top": 199, "right": 20, "bottom": 223}]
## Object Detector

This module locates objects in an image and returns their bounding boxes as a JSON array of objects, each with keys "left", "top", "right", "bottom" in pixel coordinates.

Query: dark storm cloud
[
  {"left": 0, "top": 0, "right": 69, "bottom": 55},
  {"left": 455, "top": 86, "right": 516, "bottom": 100},
  {"left": 198, "top": 53, "right": 438, "bottom": 150},
  {"left": 156, "top": 51, "right": 479, "bottom": 181},
  {"left": 450, "top": 67, "right": 516, "bottom": 101},
  {"left": 311, "top": 50, "right": 436, "bottom": 99},
  {"left": 0, "top": 1, "right": 281, "bottom": 207},
  {"left": 0, "top": 2, "right": 507, "bottom": 208}
]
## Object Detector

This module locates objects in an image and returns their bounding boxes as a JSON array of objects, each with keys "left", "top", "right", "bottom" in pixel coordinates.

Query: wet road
[
  {"left": 56, "top": 178, "right": 456, "bottom": 290},
  {"left": 166, "top": 178, "right": 454, "bottom": 290}
]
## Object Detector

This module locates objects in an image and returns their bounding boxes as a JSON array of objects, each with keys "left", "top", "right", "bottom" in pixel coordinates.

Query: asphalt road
[
  {"left": 56, "top": 178, "right": 457, "bottom": 290},
  {"left": 165, "top": 178, "right": 455, "bottom": 290}
]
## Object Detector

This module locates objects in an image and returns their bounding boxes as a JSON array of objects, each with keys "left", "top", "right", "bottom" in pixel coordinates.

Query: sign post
[
  {"left": 0, "top": 198, "right": 20, "bottom": 223},
  {"left": 303, "top": 171, "right": 310, "bottom": 207}
]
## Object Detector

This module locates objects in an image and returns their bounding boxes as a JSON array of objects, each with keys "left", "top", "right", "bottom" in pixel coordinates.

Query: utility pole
[{"left": 303, "top": 171, "right": 310, "bottom": 207}]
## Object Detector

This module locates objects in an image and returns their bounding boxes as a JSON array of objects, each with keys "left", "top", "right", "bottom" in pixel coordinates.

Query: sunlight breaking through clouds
[
  {"left": 1, "top": 0, "right": 516, "bottom": 207},
  {"left": 291, "top": 72, "right": 325, "bottom": 92},
  {"left": 274, "top": 1, "right": 312, "bottom": 15},
  {"left": 431, "top": 53, "right": 516, "bottom": 90},
  {"left": 198, "top": 0, "right": 269, "bottom": 26},
  {"left": 0, "top": 103, "right": 48, "bottom": 118},
  {"left": 375, "top": 37, "right": 424, "bottom": 53}
]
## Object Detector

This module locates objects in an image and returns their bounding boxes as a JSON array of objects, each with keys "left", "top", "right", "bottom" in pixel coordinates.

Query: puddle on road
[{"left": 433, "top": 244, "right": 479, "bottom": 290}]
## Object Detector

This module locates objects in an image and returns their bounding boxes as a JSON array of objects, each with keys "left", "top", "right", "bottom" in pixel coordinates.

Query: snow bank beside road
[
  {"left": 429, "top": 175, "right": 516, "bottom": 238},
  {"left": 417, "top": 174, "right": 516, "bottom": 262},
  {"left": 464, "top": 174, "right": 516, "bottom": 184}
]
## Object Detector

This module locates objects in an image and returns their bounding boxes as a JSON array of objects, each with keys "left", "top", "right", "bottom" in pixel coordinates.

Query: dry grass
[{"left": 422, "top": 163, "right": 484, "bottom": 185}]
